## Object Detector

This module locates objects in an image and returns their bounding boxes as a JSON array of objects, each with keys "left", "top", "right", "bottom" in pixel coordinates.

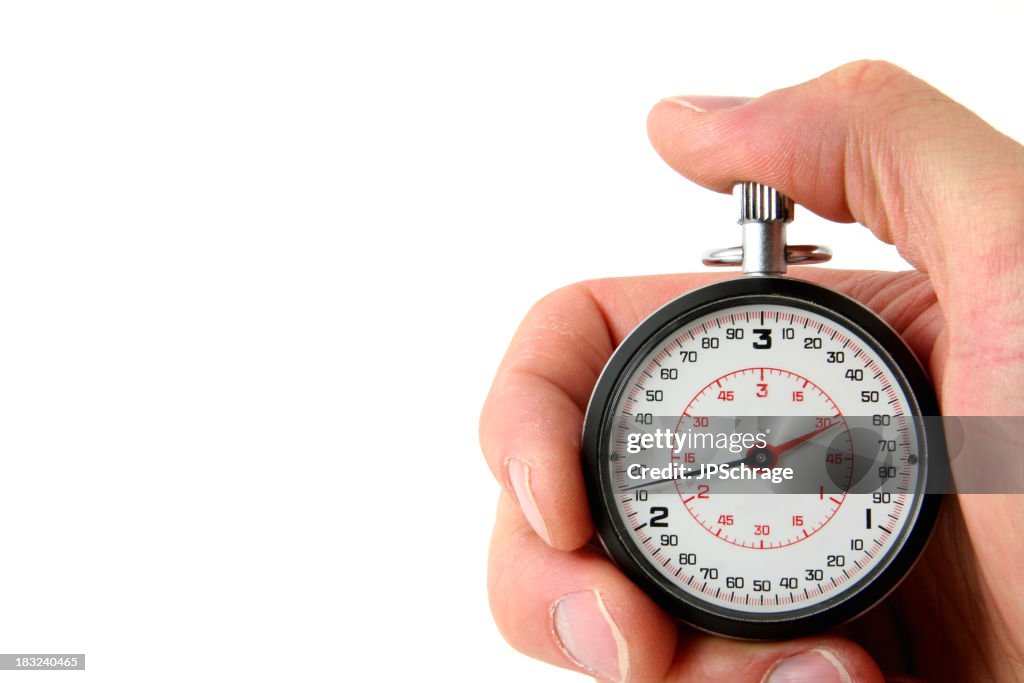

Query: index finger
[{"left": 479, "top": 272, "right": 731, "bottom": 550}]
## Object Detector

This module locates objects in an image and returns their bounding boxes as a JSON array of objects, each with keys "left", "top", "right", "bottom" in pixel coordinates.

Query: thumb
[
  {"left": 646, "top": 59, "right": 1024, "bottom": 414},
  {"left": 664, "top": 633, "right": 884, "bottom": 683}
]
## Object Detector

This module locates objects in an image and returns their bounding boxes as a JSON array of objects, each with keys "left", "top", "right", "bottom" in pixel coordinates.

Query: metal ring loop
[
  {"left": 701, "top": 246, "right": 743, "bottom": 267},
  {"left": 785, "top": 245, "right": 832, "bottom": 264}
]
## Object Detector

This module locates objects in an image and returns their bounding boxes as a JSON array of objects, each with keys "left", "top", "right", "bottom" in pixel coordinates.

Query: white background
[{"left": 0, "top": 2, "right": 1021, "bottom": 681}]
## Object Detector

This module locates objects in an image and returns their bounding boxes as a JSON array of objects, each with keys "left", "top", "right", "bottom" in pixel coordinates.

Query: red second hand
[{"left": 763, "top": 420, "right": 841, "bottom": 468}]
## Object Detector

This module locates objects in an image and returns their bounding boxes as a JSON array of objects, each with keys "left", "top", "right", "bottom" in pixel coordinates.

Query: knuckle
[
  {"left": 526, "top": 281, "right": 589, "bottom": 322},
  {"left": 518, "top": 280, "right": 603, "bottom": 362},
  {"left": 823, "top": 59, "right": 917, "bottom": 99},
  {"left": 819, "top": 60, "right": 947, "bottom": 126},
  {"left": 483, "top": 281, "right": 587, "bottom": 413},
  {"left": 519, "top": 284, "right": 581, "bottom": 347}
]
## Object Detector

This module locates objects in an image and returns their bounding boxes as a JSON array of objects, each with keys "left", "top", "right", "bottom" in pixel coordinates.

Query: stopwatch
[{"left": 582, "top": 183, "right": 945, "bottom": 640}]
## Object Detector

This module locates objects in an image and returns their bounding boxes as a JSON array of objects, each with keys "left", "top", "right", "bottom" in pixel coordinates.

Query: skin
[{"left": 479, "top": 61, "right": 1024, "bottom": 682}]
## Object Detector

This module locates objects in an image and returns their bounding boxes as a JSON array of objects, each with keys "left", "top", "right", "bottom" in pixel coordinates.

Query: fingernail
[
  {"left": 765, "top": 648, "right": 851, "bottom": 683},
  {"left": 661, "top": 95, "right": 751, "bottom": 112},
  {"left": 551, "top": 590, "right": 629, "bottom": 683},
  {"left": 506, "top": 458, "right": 551, "bottom": 544}
]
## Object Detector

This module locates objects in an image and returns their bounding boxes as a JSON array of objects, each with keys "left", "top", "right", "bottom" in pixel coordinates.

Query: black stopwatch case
[{"left": 582, "top": 276, "right": 945, "bottom": 640}]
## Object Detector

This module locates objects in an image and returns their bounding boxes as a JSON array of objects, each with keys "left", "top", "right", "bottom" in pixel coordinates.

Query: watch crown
[
  {"left": 704, "top": 182, "right": 830, "bottom": 274},
  {"left": 736, "top": 182, "right": 794, "bottom": 224}
]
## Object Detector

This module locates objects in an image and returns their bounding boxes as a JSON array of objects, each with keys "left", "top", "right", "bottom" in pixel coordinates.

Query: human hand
[{"left": 480, "top": 61, "right": 1024, "bottom": 682}]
